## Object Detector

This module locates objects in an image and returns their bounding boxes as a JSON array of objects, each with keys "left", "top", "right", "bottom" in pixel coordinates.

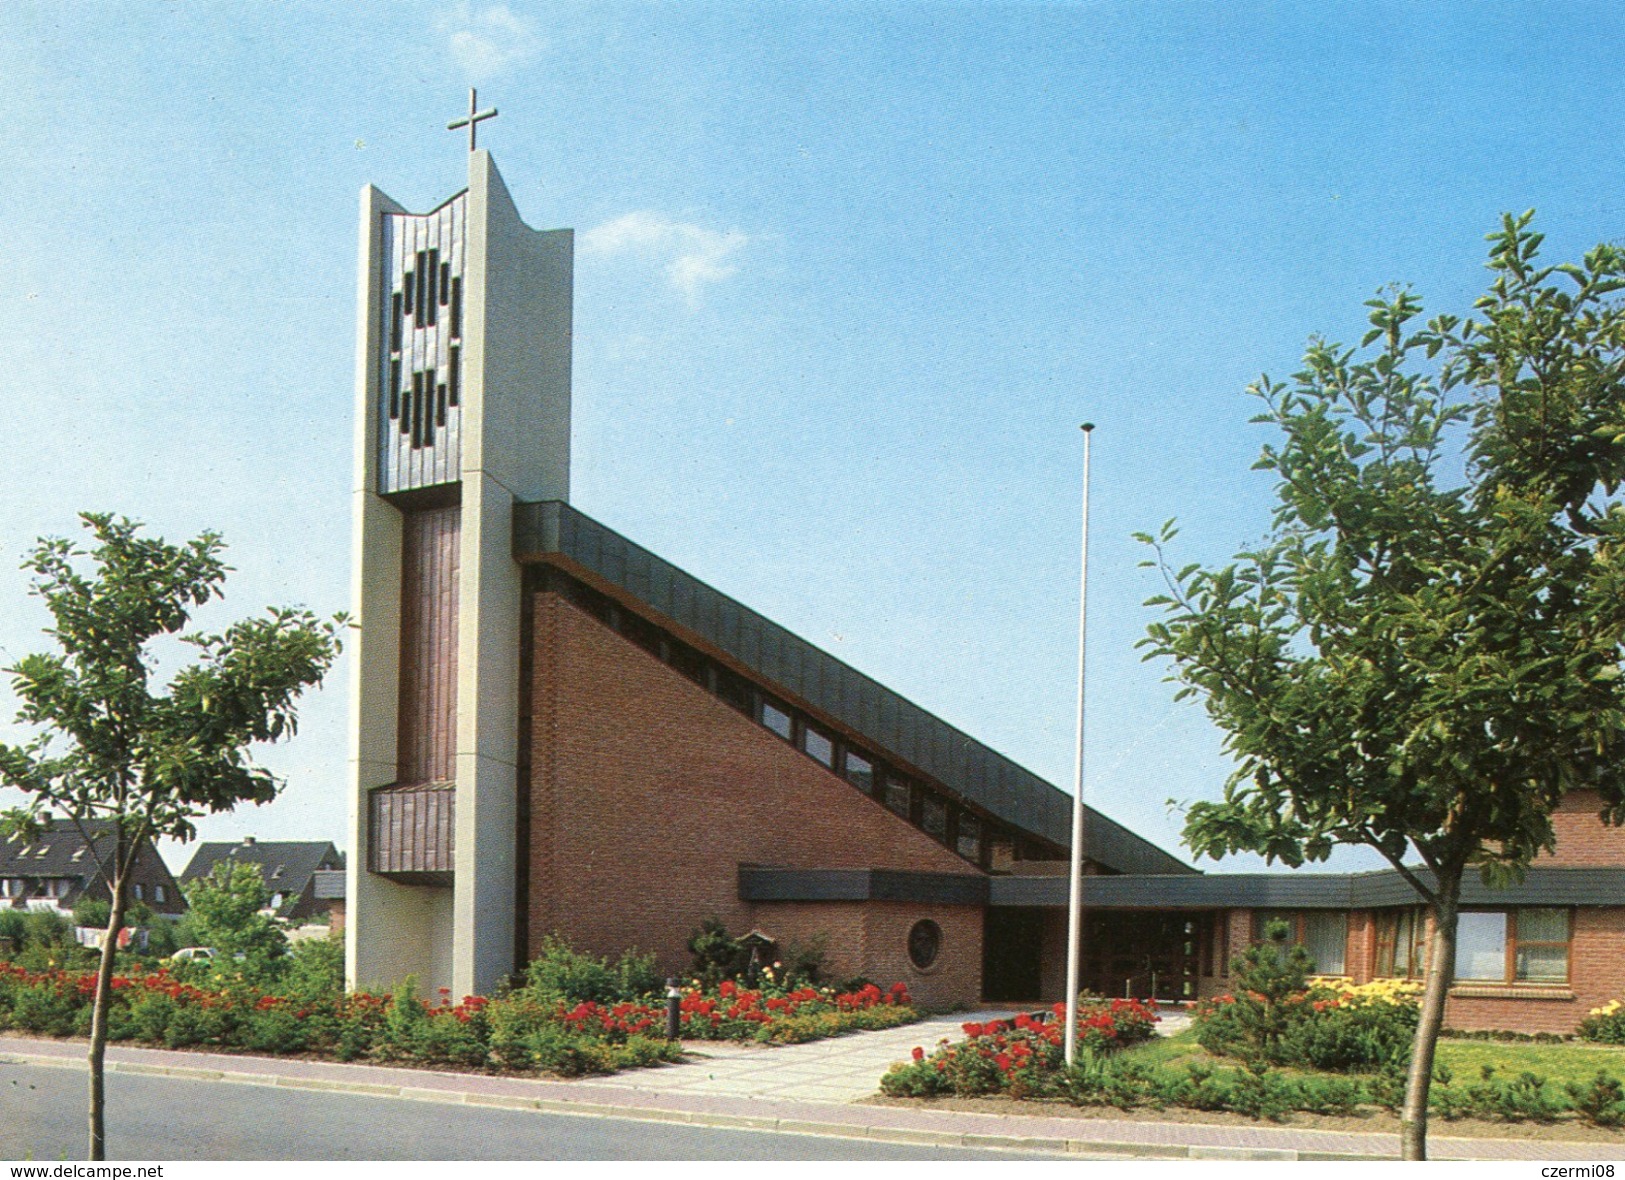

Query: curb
[{"left": 1, "top": 1048, "right": 1608, "bottom": 1161}]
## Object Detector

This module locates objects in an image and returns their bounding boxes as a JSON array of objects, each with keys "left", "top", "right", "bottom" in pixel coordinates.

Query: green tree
[
  {"left": 0, "top": 513, "right": 344, "bottom": 1160},
  {"left": 1138, "top": 214, "right": 1625, "bottom": 1159},
  {"left": 182, "top": 859, "right": 289, "bottom": 961}
]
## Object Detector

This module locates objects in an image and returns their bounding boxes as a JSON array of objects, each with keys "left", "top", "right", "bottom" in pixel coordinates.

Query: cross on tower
[{"left": 447, "top": 88, "right": 498, "bottom": 152}]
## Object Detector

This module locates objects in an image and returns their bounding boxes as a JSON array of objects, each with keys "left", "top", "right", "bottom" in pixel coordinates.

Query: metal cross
[{"left": 447, "top": 88, "right": 498, "bottom": 152}]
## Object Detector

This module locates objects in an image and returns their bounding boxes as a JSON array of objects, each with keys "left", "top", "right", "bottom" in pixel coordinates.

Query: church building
[{"left": 344, "top": 136, "right": 1625, "bottom": 1033}]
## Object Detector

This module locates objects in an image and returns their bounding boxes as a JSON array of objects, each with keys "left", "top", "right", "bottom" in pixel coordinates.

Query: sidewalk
[{"left": 3, "top": 1024, "right": 1620, "bottom": 1162}]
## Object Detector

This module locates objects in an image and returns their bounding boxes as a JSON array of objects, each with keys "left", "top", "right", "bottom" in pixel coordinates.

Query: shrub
[
  {"left": 524, "top": 935, "right": 619, "bottom": 1004},
  {"left": 1567, "top": 1072, "right": 1625, "bottom": 1128},
  {"left": 776, "top": 936, "right": 827, "bottom": 987},
  {"left": 72, "top": 897, "right": 112, "bottom": 930},
  {"left": 687, "top": 918, "right": 748, "bottom": 987},
  {"left": 1193, "top": 920, "right": 1315, "bottom": 1064},
  {"left": 1579, "top": 1000, "right": 1625, "bottom": 1045}
]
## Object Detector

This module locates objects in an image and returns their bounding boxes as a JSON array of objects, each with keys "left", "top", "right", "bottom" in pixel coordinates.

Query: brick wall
[
  {"left": 1539, "top": 789, "right": 1625, "bottom": 867},
  {"left": 527, "top": 593, "right": 986, "bottom": 1005}
]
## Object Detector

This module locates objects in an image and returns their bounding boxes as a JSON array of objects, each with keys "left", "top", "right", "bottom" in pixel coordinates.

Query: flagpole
[{"left": 1063, "top": 422, "right": 1094, "bottom": 1068}]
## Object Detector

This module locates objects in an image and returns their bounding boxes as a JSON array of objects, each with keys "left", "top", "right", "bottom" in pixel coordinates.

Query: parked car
[{"left": 168, "top": 946, "right": 217, "bottom": 963}]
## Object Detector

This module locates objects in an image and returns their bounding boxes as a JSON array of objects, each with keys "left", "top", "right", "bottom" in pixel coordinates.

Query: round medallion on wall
[{"left": 907, "top": 919, "right": 942, "bottom": 972}]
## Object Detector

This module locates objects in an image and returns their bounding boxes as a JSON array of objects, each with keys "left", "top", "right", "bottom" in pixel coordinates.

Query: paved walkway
[
  {"left": 589, "top": 1011, "right": 999, "bottom": 1103},
  {"left": 3, "top": 1016, "right": 1618, "bottom": 1162}
]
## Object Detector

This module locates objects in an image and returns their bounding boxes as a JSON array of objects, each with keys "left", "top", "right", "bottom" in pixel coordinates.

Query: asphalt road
[{"left": 0, "top": 1063, "right": 1071, "bottom": 1161}]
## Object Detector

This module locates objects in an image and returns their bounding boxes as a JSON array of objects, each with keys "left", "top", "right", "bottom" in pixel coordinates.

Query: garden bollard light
[{"left": 666, "top": 976, "right": 682, "bottom": 1041}]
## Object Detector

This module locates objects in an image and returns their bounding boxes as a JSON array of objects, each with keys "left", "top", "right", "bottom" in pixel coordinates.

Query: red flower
[{"left": 911, "top": 1046, "right": 925, "bottom": 1061}]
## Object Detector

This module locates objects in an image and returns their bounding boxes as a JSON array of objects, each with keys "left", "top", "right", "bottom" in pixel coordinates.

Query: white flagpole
[{"left": 1063, "top": 422, "right": 1094, "bottom": 1068}]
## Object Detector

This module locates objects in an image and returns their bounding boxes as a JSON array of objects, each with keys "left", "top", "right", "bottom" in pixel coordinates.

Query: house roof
[
  {"left": 179, "top": 841, "right": 345, "bottom": 896},
  {"left": 312, "top": 869, "right": 347, "bottom": 901},
  {"left": 986, "top": 866, "right": 1625, "bottom": 909},
  {"left": 0, "top": 817, "right": 116, "bottom": 881},
  {"left": 514, "top": 500, "right": 1195, "bottom": 876},
  {"left": 741, "top": 864, "right": 1625, "bottom": 909}
]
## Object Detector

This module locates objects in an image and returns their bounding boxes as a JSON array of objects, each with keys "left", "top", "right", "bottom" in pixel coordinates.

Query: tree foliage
[
  {"left": 1138, "top": 214, "right": 1625, "bottom": 1157},
  {"left": 182, "top": 859, "right": 289, "bottom": 962},
  {"left": 0, "top": 512, "right": 344, "bottom": 1159}
]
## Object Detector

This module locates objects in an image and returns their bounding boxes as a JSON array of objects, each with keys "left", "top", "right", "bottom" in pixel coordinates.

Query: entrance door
[
  {"left": 1081, "top": 912, "right": 1207, "bottom": 1001},
  {"left": 982, "top": 907, "right": 1044, "bottom": 1002}
]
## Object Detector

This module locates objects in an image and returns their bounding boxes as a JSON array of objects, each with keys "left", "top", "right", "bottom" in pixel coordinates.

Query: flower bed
[
  {"left": 0, "top": 960, "right": 921, "bottom": 1077},
  {"left": 881, "top": 999, "right": 1158, "bottom": 1099}
]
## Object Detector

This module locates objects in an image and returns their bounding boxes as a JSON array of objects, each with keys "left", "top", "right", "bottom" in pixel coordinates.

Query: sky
[{"left": 1, "top": 2, "right": 1623, "bottom": 877}]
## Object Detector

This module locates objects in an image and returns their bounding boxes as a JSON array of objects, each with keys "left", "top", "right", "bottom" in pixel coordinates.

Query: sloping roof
[
  {"left": 312, "top": 869, "right": 346, "bottom": 902},
  {"left": 514, "top": 500, "right": 1195, "bottom": 876},
  {"left": 0, "top": 817, "right": 115, "bottom": 881},
  {"left": 180, "top": 841, "right": 344, "bottom": 895}
]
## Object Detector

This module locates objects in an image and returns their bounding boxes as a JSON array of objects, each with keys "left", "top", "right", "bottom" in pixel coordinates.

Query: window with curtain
[
  {"left": 1374, "top": 909, "right": 1425, "bottom": 979},
  {"left": 1251, "top": 909, "right": 1348, "bottom": 975}
]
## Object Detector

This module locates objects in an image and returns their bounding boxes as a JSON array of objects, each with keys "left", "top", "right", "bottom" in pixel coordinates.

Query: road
[{"left": 0, "top": 1063, "right": 1072, "bottom": 1161}]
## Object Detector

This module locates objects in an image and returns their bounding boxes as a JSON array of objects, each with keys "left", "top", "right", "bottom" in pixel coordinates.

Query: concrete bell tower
[{"left": 346, "top": 109, "right": 572, "bottom": 997}]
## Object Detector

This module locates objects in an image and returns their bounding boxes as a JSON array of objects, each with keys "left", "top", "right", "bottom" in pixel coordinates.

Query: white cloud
[
  {"left": 581, "top": 211, "right": 749, "bottom": 304},
  {"left": 440, "top": 3, "right": 538, "bottom": 82}
]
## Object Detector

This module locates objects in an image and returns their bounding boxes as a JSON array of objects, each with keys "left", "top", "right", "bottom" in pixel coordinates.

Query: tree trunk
[
  {"left": 1400, "top": 871, "right": 1461, "bottom": 1161},
  {"left": 88, "top": 871, "right": 128, "bottom": 1161}
]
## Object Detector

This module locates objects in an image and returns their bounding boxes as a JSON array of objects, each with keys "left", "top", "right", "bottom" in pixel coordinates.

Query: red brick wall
[
  {"left": 1540, "top": 789, "right": 1625, "bottom": 867},
  {"left": 527, "top": 594, "right": 986, "bottom": 1004}
]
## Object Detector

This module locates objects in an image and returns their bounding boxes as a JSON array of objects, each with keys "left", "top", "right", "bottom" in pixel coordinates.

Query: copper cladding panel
[{"left": 398, "top": 504, "right": 461, "bottom": 786}]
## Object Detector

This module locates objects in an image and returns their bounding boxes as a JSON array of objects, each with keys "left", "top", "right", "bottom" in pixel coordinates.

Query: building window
[
  {"left": 0, "top": 878, "right": 22, "bottom": 898},
  {"left": 1514, "top": 908, "right": 1571, "bottom": 983},
  {"left": 44, "top": 879, "right": 70, "bottom": 899},
  {"left": 1457, "top": 912, "right": 1509, "bottom": 982},
  {"left": 843, "top": 750, "right": 875, "bottom": 794},
  {"left": 761, "top": 699, "right": 793, "bottom": 741},
  {"left": 921, "top": 794, "right": 948, "bottom": 841},
  {"left": 802, "top": 725, "right": 835, "bottom": 768},
  {"left": 1375, "top": 908, "right": 1426, "bottom": 979},
  {"left": 907, "top": 920, "right": 941, "bottom": 971},
  {"left": 618, "top": 611, "right": 663, "bottom": 658},
  {"left": 714, "top": 665, "right": 754, "bottom": 715},
  {"left": 132, "top": 884, "right": 144, "bottom": 901},
  {"left": 883, "top": 774, "right": 912, "bottom": 818},
  {"left": 154, "top": 885, "right": 166, "bottom": 904},
  {"left": 1458, "top": 909, "right": 1571, "bottom": 984},
  {"left": 1252, "top": 910, "right": 1348, "bottom": 975},
  {"left": 668, "top": 641, "right": 708, "bottom": 687},
  {"left": 956, "top": 812, "right": 981, "bottom": 861}
]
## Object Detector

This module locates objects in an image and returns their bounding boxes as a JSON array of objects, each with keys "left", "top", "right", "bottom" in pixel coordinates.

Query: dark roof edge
[
  {"left": 739, "top": 867, "right": 991, "bottom": 906},
  {"left": 514, "top": 499, "right": 1194, "bottom": 876},
  {"left": 990, "top": 867, "right": 1625, "bottom": 909}
]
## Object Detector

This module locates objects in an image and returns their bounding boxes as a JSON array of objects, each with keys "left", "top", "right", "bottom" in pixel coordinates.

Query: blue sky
[{"left": 1, "top": 2, "right": 1622, "bottom": 875}]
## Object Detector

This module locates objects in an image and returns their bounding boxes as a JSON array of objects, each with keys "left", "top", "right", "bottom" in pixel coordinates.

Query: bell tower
[{"left": 346, "top": 110, "right": 573, "bottom": 997}]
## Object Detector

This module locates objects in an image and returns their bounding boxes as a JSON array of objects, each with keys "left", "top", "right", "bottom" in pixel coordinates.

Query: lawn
[{"left": 1134, "top": 1026, "right": 1625, "bottom": 1087}]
